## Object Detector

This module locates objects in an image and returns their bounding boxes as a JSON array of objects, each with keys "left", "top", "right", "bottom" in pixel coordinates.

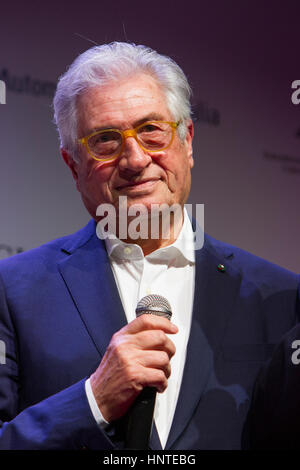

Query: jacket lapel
[
  {"left": 58, "top": 223, "right": 127, "bottom": 358},
  {"left": 166, "top": 237, "right": 243, "bottom": 449}
]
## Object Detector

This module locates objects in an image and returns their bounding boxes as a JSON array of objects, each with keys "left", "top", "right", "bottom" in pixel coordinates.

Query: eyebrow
[
  {"left": 86, "top": 113, "right": 167, "bottom": 135},
  {"left": 133, "top": 113, "right": 166, "bottom": 127}
]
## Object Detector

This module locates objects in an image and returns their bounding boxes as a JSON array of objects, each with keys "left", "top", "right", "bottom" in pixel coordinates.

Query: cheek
[
  {"left": 78, "top": 161, "right": 115, "bottom": 198},
  {"left": 155, "top": 152, "right": 189, "bottom": 190}
]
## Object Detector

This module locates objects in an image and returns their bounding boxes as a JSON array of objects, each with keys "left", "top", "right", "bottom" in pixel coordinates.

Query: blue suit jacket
[{"left": 0, "top": 220, "right": 298, "bottom": 449}]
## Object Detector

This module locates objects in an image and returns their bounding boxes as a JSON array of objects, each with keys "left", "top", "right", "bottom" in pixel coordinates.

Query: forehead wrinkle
[
  {"left": 77, "top": 74, "right": 171, "bottom": 136},
  {"left": 88, "top": 90, "right": 158, "bottom": 117}
]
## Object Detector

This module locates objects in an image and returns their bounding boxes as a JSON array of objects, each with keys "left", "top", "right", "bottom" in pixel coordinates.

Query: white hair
[{"left": 53, "top": 42, "right": 192, "bottom": 159}]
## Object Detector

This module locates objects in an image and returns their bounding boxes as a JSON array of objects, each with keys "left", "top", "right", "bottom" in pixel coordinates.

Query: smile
[{"left": 116, "top": 179, "right": 161, "bottom": 192}]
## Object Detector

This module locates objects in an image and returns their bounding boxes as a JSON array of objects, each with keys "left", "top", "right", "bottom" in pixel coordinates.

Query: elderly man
[{"left": 0, "top": 42, "right": 299, "bottom": 450}]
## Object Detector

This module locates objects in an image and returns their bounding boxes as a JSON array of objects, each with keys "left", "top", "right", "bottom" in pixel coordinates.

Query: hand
[{"left": 90, "top": 314, "right": 178, "bottom": 422}]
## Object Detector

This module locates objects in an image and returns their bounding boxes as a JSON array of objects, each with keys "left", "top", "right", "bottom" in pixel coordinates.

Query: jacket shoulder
[
  {"left": 204, "top": 233, "right": 298, "bottom": 290},
  {"left": 0, "top": 220, "right": 97, "bottom": 278}
]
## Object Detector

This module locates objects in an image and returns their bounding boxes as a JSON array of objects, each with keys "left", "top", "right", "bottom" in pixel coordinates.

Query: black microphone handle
[
  {"left": 125, "top": 386, "right": 156, "bottom": 450},
  {"left": 125, "top": 295, "right": 172, "bottom": 450}
]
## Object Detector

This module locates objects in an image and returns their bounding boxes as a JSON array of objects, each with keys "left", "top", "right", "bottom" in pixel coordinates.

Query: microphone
[{"left": 125, "top": 294, "right": 172, "bottom": 450}]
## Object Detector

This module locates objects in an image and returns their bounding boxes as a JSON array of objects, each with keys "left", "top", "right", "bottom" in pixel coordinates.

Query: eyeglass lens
[{"left": 87, "top": 122, "right": 173, "bottom": 158}]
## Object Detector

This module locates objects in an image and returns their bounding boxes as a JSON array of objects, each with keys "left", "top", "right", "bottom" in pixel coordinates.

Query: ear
[
  {"left": 61, "top": 148, "right": 80, "bottom": 191},
  {"left": 185, "top": 119, "right": 194, "bottom": 169}
]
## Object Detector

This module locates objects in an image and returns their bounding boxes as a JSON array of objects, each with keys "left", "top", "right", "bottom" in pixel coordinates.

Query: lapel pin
[{"left": 217, "top": 263, "right": 226, "bottom": 272}]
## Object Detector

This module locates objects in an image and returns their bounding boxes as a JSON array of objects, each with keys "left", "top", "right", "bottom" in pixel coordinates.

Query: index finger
[{"left": 125, "top": 314, "right": 178, "bottom": 335}]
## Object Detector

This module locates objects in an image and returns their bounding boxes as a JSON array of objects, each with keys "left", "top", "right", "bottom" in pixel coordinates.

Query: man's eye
[
  {"left": 140, "top": 124, "right": 160, "bottom": 133},
  {"left": 92, "top": 131, "right": 121, "bottom": 145},
  {"left": 98, "top": 132, "right": 115, "bottom": 142}
]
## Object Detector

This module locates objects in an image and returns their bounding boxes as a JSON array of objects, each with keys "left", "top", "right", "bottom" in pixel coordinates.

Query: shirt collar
[{"left": 104, "top": 208, "right": 195, "bottom": 264}]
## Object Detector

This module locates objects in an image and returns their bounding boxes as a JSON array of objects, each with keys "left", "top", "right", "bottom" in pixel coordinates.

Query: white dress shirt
[{"left": 85, "top": 209, "right": 195, "bottom": 449}]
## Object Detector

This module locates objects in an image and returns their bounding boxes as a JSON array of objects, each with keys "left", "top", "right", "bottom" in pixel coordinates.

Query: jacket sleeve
[{"left": 0, "top": 276, "right": 115, "bottom": 450}]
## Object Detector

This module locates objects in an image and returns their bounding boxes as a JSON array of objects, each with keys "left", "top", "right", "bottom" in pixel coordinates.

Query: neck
[{"left": 116, "top": 206, "right": 185, "bottom": 256}]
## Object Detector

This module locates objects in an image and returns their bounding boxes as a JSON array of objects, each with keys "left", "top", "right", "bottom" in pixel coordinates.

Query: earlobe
[{"left": 189, "top": 153, "right": 194, "bottom": 169}]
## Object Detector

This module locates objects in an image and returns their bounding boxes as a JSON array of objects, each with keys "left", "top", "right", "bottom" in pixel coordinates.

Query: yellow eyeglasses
[{"left": 77, "top": 120, "right": 179, "bottom": 162}]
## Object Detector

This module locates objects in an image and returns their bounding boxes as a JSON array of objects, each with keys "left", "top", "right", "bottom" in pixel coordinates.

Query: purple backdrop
[{"left": 0, "top": 0, "right": 299, "bottom": 270}]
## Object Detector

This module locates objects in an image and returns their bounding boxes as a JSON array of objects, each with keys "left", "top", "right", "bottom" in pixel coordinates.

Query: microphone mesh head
[{"left": 135, "top": 294, "right": 172, "bottom": 320}]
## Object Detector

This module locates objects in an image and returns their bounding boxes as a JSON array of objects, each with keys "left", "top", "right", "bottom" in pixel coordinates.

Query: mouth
[{"left": 116, "top": 178, "right": 161, "bottom": 191}]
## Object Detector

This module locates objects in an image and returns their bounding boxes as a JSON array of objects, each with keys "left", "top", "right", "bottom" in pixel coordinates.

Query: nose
[{"left": 118, "top": 133, "right": 152, "bottom": 173}]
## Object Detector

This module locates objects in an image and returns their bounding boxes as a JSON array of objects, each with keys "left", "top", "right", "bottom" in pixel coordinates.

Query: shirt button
[{"left": 124, "top": 247, "right": 132, "bottom": 255}]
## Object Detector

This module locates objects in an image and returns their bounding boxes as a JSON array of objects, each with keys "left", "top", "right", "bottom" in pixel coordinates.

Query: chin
[{"left": 126, "top": 196, "right": 173, "bottom": 211}]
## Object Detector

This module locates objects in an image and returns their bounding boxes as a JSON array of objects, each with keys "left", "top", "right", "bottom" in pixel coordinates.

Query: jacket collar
[{"left": 58, "top": 220, "right": 127, "bottom": 358}]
